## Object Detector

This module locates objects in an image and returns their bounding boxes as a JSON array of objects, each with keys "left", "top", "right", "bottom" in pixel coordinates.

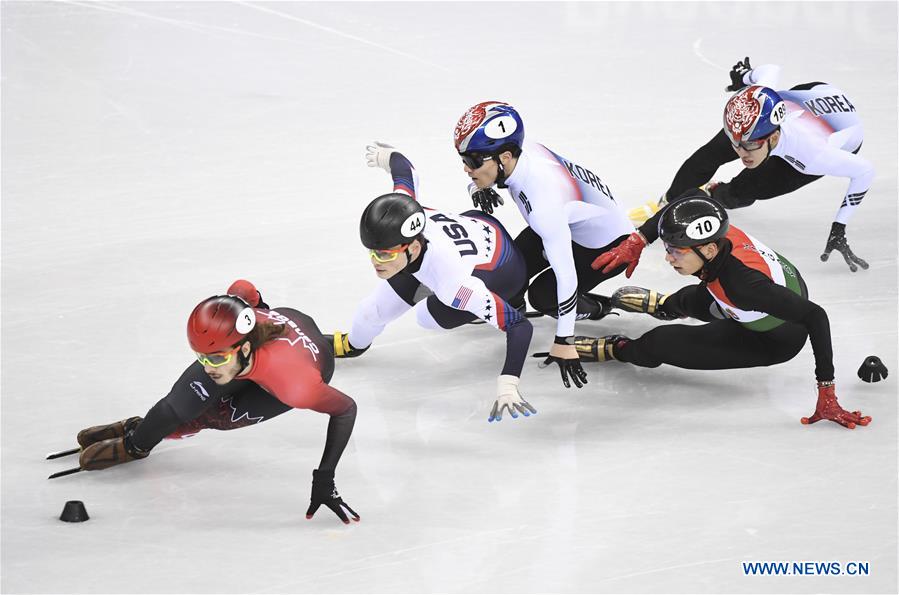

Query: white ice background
[{"left": 1, "top": 2, "right": 897, "bottom": 594}]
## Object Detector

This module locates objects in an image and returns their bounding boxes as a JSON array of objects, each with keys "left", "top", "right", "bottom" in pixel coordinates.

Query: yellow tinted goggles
[
  {"left": 195, "top": 345, "right": 241, "bottom": 367},
  {"left": 369, "top": 244, "right": 409, "bottom": 263}
]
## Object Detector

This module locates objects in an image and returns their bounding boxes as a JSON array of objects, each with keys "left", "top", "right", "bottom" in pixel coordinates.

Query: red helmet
[{"left": 187, "top": 295, "right": 256, "bottom": 354}]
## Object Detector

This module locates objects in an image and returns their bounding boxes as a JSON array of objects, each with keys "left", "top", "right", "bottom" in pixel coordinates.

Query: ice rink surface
[{"left": 2, "top": 2, "right": 897, "bottom": 593}]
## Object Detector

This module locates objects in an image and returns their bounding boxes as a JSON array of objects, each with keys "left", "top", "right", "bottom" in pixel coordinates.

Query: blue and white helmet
[
  {"left": 454, "top": 101, "right": 525, "bottom": 155},
  {"left": 723, "top": 85, "right": 787, "bottom": 144}
]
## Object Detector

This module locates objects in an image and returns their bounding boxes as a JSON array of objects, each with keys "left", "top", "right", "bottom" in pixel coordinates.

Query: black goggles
[{"left": 460, "top": 153, "right": 493, "bottom": 170}]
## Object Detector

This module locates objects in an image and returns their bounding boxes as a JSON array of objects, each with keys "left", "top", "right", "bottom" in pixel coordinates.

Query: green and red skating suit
[
  {"left": 705, "top": 225, "right": 805, "bottom": 331},
  {"left": 618, "top": 224, "right": 836, "bottom": 382}
]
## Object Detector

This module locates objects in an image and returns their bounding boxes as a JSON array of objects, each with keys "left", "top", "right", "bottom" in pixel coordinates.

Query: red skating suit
[{"left": 243, "top": 308, "right": 352, "bottom": 415}]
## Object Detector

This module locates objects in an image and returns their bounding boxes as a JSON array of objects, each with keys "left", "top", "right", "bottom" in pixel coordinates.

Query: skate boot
[
  {"left": 79, "top": 434, "right": 150, "bottom": 471},
  {"left": 573, "top": 335, "right": 630, "bottom": 362},
  {"left": 325, "top": 332, "right": 369, "bottom": 358},
  {"left": 611, "top": 286, "right": 679, "bottom": 321},
  {"left": 581, "top": 293, "right": 616, "bottom": 321},
  {"left": 77, "top": 416, "right": 143, "bottom": 449},
  {"left": 627, "top": 195, "right": 666, "bottom": 225}
]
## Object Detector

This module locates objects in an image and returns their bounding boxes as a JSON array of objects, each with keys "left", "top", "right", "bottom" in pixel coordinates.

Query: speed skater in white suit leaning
[
  {"left": 453, "top": 101, "right": 637, "bottom": 390},
  {"left": 626, "top": 57, "right": 873, "bottom": 273},
  {"left": 326, "top": 142, "right": 539, "bottom": 423}
]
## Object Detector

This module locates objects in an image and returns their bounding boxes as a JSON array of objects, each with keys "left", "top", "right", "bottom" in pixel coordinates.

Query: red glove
[
  {"left": 591, "top": 232, "right": 647, "bottom": 278},
  {"left": 227, "top": 279, "right": 261, "bottom": 307},
  {"left": 801, "top": 382, "right": 871, "bottom": 429}
]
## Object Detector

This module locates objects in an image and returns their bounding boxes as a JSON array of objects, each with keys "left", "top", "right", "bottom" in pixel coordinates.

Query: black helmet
[
  {"left": 658, "top": 194, "right": 729, "bottom": 248},
  {"left": 359, "top": 193, "right": 426, "bottom": 249}
]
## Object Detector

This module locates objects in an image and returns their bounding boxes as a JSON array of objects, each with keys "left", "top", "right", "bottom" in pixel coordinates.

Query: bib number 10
[
  {"left": 686, "top": 215, "right": 721, "bottom": 241},
  {"left": 695, "top": 220, "right": 714, "bottom": 234}
]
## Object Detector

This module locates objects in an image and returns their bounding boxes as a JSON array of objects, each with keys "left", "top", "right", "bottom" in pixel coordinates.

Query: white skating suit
[
  {"left": 501, "top": 140, "right": 634, "bottom": 337},
  {"left": 740, "top": 64, "right": 874, "bottom": 224},
  {"left": 348, "top": 153, "right": 532, "bottom": 377}
]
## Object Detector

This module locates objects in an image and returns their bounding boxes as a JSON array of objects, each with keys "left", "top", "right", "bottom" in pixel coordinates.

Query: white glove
[
  {"left": 489, "top": 375, "right": 537, "bottom": 423},
  {"left": 365, "top": 141, "right": 396, "bottom": 173}
]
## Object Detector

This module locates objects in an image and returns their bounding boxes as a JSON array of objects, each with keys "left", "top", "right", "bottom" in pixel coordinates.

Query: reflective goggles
[
  {"left": 663, "top": 243, "right": 693, "bottom": 257},
  {"left": 731, "top": 137, "right": 768, "bottom": 151},
  {"left": 195, "top": 344, "right": 242, "bottom": 368},
  {"left": 460, "top": 152, "right": 493, "bottom": 170},
  {"left": 369, "top": 244, "right": 409, "bottom": 263}
]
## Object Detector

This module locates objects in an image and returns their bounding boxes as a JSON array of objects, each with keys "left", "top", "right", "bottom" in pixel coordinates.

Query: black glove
[
  {"left": 857, "top": 356, "right": 888, "bottom": 383},
  {"left": 542, "top": 355, "right": 588, "bottom": 388},
  {"left": 537, "top": 337, "right": 589, "bottom": 388},
  {"left": 820, "top": 222, "right": 869, "bottom": 272},
  {"left": 305, "top": 469, "right": 359, "bottom": 524},
  {"left": 725, "top": 56, "right": 752, "bottom": 92},
  {"left": 471, "top": 187, "right": 503, "bottom": 214}
]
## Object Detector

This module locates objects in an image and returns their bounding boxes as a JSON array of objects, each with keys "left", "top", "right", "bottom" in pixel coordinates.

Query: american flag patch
[{"left": 452, "top": 287, "right": 473, "bottom": 309}]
